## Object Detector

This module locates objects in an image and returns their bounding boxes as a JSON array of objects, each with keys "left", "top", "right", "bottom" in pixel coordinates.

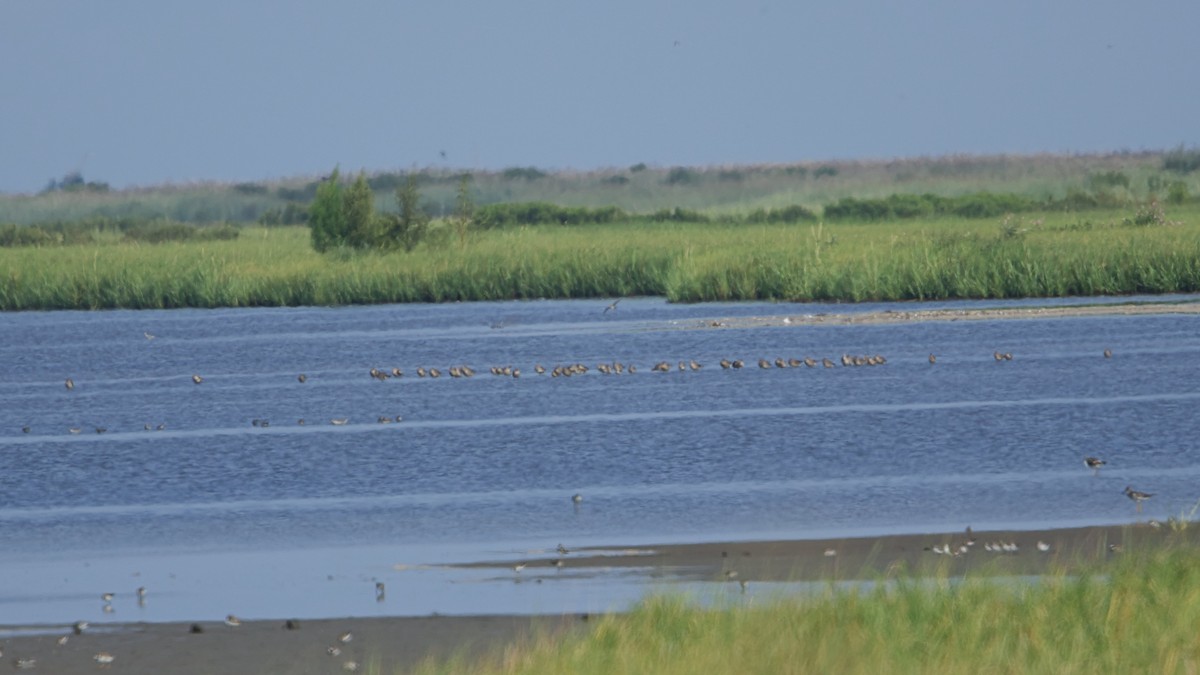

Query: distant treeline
[
  {"left": 3, "top": 187, "right": 1193, "bottom": 248},
  {"left": 823, "top": 186, "right": 1190, "bottom": 221},
  {"left": 0, "top": 217, "right": 238, "bottom": 248}
]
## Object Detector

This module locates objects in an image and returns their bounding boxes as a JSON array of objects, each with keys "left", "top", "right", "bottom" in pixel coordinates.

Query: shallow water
[{"left": 1, "top": 295, "right": 1198, "bottom": 624}]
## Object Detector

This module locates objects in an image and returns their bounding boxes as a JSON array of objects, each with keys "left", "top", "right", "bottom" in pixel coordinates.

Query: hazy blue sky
[{"left": 2, "top": 1, "right": 1197, "bottom": 193}]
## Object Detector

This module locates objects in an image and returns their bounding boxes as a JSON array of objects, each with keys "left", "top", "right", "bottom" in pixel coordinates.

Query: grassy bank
[
  {"left": 415, "top": 547, "right": 1200, "bottom": 675},
  {"left": 2, "top": 204, "right": 1199, "bottom": 310}
]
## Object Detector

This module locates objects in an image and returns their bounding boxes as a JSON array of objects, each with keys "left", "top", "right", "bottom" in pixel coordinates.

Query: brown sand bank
[
  {"left": 3, "top": 522, "right": 1186, "bottom": 675},
  {"left": 701, "top": 300, "right": 1200, "bottom": 330}
]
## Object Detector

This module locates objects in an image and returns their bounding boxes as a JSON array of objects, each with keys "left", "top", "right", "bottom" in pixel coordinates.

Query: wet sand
[
  {"left": 700, "top": 299, "right": 1200, "bottom": 330},
  {"left": 2, "top": 522, "right": 1186, "bottom": 674}
]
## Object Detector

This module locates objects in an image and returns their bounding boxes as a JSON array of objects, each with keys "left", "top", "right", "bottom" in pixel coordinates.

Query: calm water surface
[{"left": 1, "top": 295, "right": 1198, "bottom": 625}]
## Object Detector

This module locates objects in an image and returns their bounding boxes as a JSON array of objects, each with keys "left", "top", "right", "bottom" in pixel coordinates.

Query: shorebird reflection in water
[
  {"left": 1124, "top": 486, "right": 1153, "bottom": 513},
  {"left": 1084, "top": 456, "right": 1106, "bottom": 476}
]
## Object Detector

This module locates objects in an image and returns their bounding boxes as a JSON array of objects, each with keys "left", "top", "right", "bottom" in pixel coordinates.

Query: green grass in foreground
[
  {"left": 2, "top": 205, "right": 1199, "bottom": 310},
  {"left": 413, "top": 547, "right": 1200, "bottom": 675}
]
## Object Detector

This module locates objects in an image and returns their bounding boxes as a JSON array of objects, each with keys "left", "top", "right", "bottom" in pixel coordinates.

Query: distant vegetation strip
[
  {"left": 2, "top": 206, "right": 1198, "bottom": 310},
  {"left": 3, "top": 149, "right": 1196, "bottom": 226},
  {"left": 412, "top": 546, "right": 1200, "bottom": 675}
]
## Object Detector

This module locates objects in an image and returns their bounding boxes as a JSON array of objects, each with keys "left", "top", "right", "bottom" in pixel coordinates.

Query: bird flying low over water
[{"left": 603, "top": 299, "right": 621, "bottom": 313}]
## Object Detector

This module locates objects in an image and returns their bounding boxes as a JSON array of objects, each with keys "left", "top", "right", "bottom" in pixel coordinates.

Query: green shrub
[
  {"left": 308, "top": 169, "right": 345, "bottom": 252},
  {"left": 664, "top": 167, "right": 699, "bottom": 185},
  {"left": 1088, "top": 170, "right": 1131, "bottom": 190},
  {"left": 232, "top": 182, "right": 268, "bottom": 195},
  {"left": 473, "top": 202, "right": 630, "bottom": 228},
  {"left": 378, "top": 174, "right": 430, "bottom": 251},
  {"left": 502, "top": 166, "right": 547, "bottom": 181},
  {"left": 1163, "top": 145, "right": 1200, "bottom": 173},
  {"left": 629, "top": 162, "right": 647, "bottom": 173},
  {"left": 746, "top": 205, "right": 817, "bottom": 224},
  {"left": 0, "top": 224, "right": 57, "bottom": 247},
  {"left": 258, "top": 203, "right": 309, "bottom": 226},
  {"left": 1167, "top": 181, "right": 1191, "bottom": 205},
  {"left": 814, "top": 165, "right": 839, "bottom": 179},
  {"left": 643, "top": 207, "right": 709, "bottom": 223}
]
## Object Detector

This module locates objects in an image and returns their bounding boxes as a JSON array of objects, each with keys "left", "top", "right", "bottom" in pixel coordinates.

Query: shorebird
[
  {"left": 1104, "top": 348, "right": 1113, "bottom": 358},
  {"left": 21, "top": 426, "right": 30, "bottom": 433},
  {"left": 338, "top": 631, "right": 353, "bottom": 643},
  {"left": 1037, "top": 541, "right": 1051, "bottom": 552},
  {"left": 101, "top": 592, "right": 114, "bottom": 602},
  {"left": 1124, "top": 486, "right": 1153, "bottom": 513},
  {"left": 144, "top": 331, "right": 155, "bottom": 340},
  {"left": 93, "top": 652, "right": 115, "bottom": 665},
  {"left": 513, "top": 563, "right": 526, "bottom": 573},
  {"left": 224, "top": 614, "right": 242, "bottom": 627},
  {"left": 69, "top": 427, "right": 82, "bottom": 434},
  {"left": 298, "top": 373, "right": 308, "bottom": 383},
  {"left": 65, "top": 378, "right": 75, "bottom": 390},
  {"left": 327, "top": 646, "right": 342, "bottom": 657},
  {"left": 375, "top": 581, "right": 386, "bottom": 601},
  {"left": 285, "top": 619, "right": 300, "bottom": 630},
  {"left": 330, "top": 418, "right": 349, "bottom": 426},
  {"left": 929, "top": 354, "right": 937, "bottom": 364},
  {"left": 603, "top": 298, "right": 621, "bottom": 313},
  {"left": 572, "top": 493, "right": 583, "bottom": 505},
  {"left": 57, "top": 635, "right": 69, "bottom": 646},
  {"left": 1084, "top": 456, "right": 1106, "bottom": 476},
  {"left": 73, "top": 621, "right": 89, "bottom": 634},
  {"left": 192, "top": 374, "right": 203, "bottom": 384},
  {"left": 137, "top": 586, "right": 147, "bottom": 599},
  {"left": 557, "top": 543, "right": 570, "bottom": 555}
]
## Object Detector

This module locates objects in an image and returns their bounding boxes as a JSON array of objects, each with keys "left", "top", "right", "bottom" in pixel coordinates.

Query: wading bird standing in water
[
  {"left": 1084, "top": 456, "right": 1106, "bottom": 476},
  {"left": 1124, "top": 485, "right": 1153, "bottom": 513}
]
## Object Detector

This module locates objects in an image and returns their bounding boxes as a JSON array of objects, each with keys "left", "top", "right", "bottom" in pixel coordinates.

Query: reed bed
[
  {"left": 2, "top": 208, "right": 1198, "bottom": 310},
  {"left": 412, "top": 547, "right": 1200, "bottom": 675}
]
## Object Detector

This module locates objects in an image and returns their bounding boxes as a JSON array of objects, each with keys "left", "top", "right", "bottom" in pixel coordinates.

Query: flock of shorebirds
[
  {"left": 4, "top": 588, "right": 373, "bottom": 672},
  {"left": 31, "top": 345, "right": 1120, "bottom": 437}
]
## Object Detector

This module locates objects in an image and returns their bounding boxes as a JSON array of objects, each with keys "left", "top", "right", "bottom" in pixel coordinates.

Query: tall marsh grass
[
  {"left": 2, "top": 207, "right": 1199, "bottom": 310},
  {"left": 413, "top": 547, "right": 1200, "bottom": 675}
]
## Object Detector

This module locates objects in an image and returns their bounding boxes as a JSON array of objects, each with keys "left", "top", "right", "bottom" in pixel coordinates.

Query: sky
[{"left": 1, "top": 1, "right": 1198, "bottom": 194}]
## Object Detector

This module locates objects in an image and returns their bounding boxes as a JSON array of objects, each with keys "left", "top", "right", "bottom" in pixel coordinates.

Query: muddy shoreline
[{"left": 2, "top": 522, "right": 1184, "bottom": 675}]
